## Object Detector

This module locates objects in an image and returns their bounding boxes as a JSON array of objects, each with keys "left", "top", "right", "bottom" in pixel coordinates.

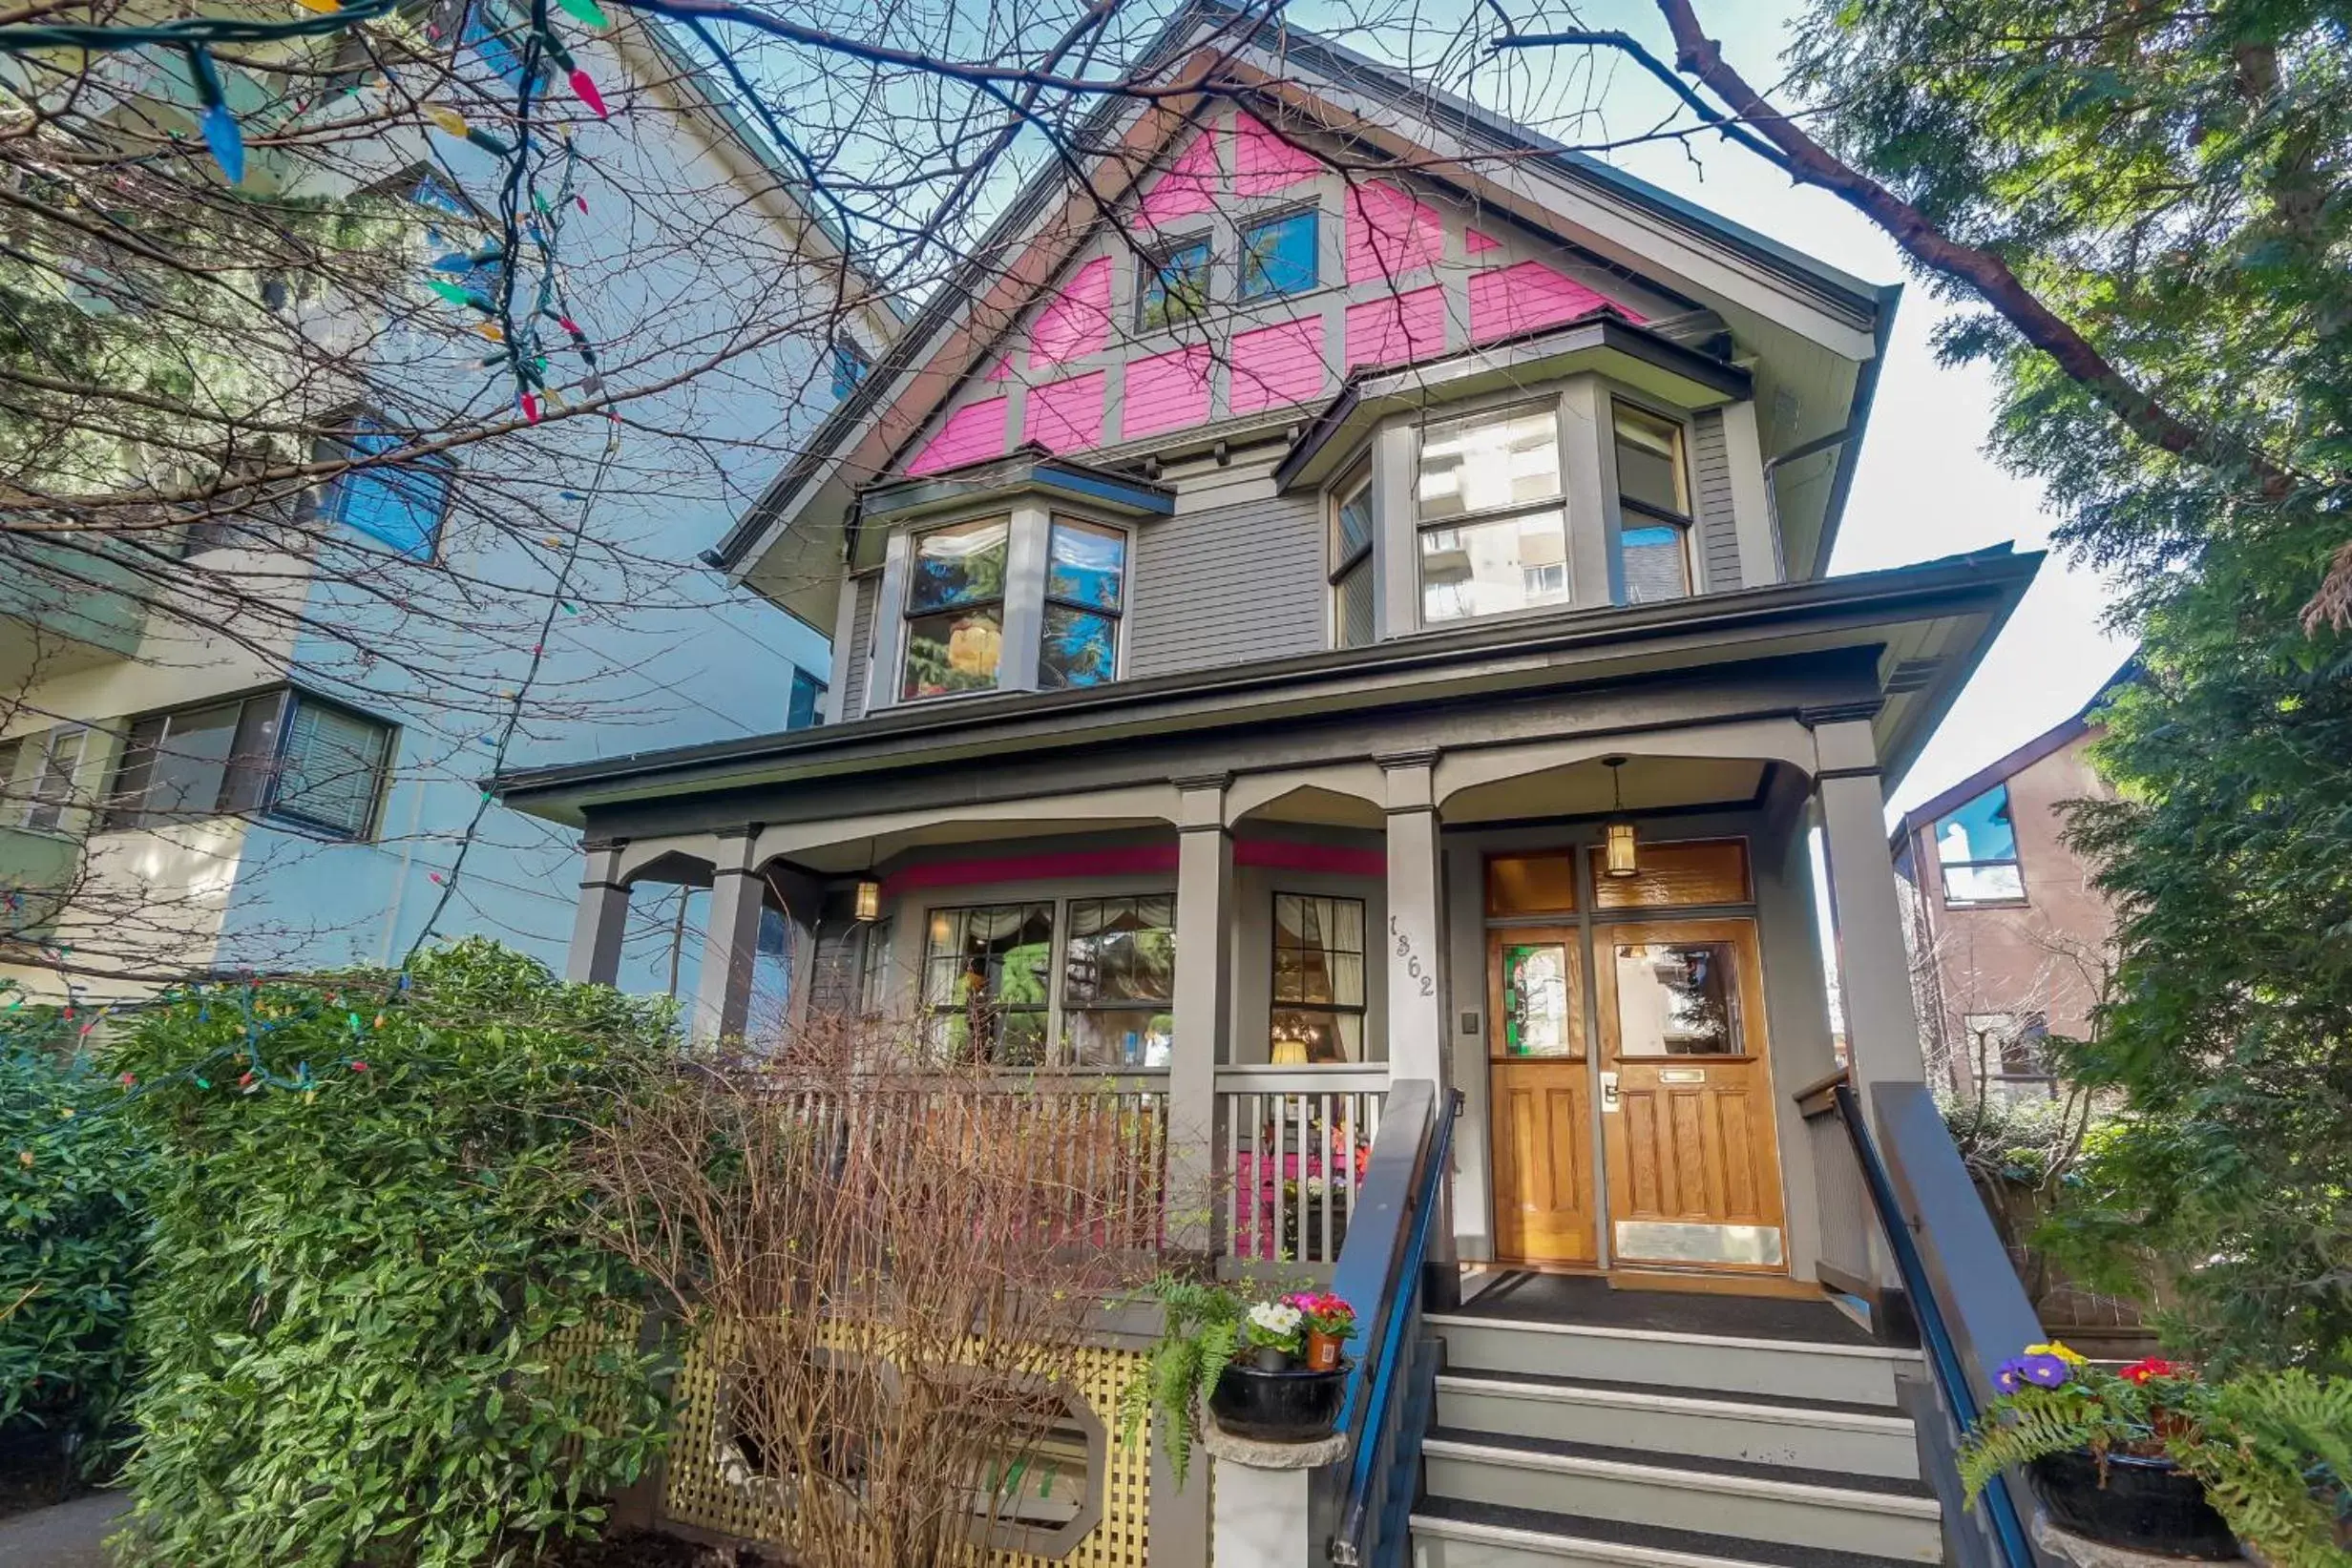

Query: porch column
[
  {"left": 690, "top": 828, "right": 766, "bottom": 1043},
  {"left": 565, "top": 840, "right": 629, "bottom": 985},
  {"left": 1810, "top": 715, "right": 1928, "bottom": 1101},
  {"left": 1380, "top": 752, "right": 1447, "bottom": 1082},
  {"left": 1167, "top": 777, "right": 1230, "bottom": 1259}
]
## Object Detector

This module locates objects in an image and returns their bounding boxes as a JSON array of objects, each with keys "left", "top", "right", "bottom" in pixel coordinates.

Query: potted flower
[
  {"left": 1208, "top": 1295, "right": 1351, "bottom": 1443},
  {"left": 1960, "top": 1344, "right": 2351, "bottom": 1565},
  {"left": 1292, "top": 1291, "right": 1356, "bottom": 1372}
]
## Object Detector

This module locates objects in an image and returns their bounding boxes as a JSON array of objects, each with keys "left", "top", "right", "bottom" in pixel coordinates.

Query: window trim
[
  {"left": 1134, "top": 233, "right": 1213, "bottom": 332},
  {"left": 1606, "top": 396, "right": 1699, "bottom": 603},
  {"left": 1412, "top": 399, "right": 1573, "bottom": 629},
  {"left": 1237, "top": 205, "right": 1321, "bottom": 302},
  {"left": 98, "top": 685, "right": 396, "bottom": 843},
  {"left": 1037, "top": 515, "right": 1130, "bottom": 691},
  {"left": 899, "top": 514, "right": 1014, "bottom": 704},
  {"left": 1270, "top": 889, "right": 1371, "bottom": 1064}
]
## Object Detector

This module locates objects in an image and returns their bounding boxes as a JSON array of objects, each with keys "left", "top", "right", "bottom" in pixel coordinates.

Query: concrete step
[
  {"left": 1411, "top": 1498, "right": 1931, "bottom": 1568},
  {"left": 1436, "top": 1370, "right": 1921, "bottom": 1480},
  {"left": 1425, "top": 1312, "right": 1916, "bottom": 1407},
  {"left": 1420, "top": 1432, "right": 1943, "bottom": 1564}
]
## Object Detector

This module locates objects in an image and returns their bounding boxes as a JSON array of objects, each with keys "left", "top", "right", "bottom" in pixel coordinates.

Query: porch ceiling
[{"left": 1442, "top": 756, "right": 1767, "bottom": 826}]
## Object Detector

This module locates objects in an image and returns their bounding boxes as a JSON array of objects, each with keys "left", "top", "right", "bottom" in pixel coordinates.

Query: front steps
[{"left": 1414, "top": 1306, "right": 1941, "bottom": 1568}]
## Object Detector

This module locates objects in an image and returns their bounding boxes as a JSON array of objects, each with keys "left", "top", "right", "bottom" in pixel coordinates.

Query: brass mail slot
[{"left": 1657, "top": 1068, "right": 1707, "bottom": 1083}]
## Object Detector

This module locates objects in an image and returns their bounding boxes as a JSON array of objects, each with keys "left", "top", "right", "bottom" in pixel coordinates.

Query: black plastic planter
[
  {"left": 2030, "top": 1450, "right": 2241, "bottom": 1560},
  {"left": 1208, "top": 1360, "right": 1351, "bottom": 1442}
]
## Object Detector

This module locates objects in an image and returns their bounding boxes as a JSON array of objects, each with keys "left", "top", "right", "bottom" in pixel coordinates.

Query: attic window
[{"left": 1137, "top": 239, "right": 1210, "bottom": 331}]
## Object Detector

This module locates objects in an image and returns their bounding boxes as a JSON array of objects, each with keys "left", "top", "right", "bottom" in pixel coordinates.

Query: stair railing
[
  {"left": 1798, "top": 1069, "right": 2057, "bottom": 1568},
  {"left": 1317, "top": 1077, "right": 1458, "bottom": 1568}
]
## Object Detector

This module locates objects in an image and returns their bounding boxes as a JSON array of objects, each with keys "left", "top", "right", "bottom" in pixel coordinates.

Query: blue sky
[{"left": 1296, "top": 0, "right": 2138, "bottom": 812}]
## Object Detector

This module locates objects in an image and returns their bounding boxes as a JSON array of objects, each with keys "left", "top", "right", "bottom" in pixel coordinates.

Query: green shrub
[
  {"left": 0, "top": 988, "right": 147, "bottom": 1469},
  {"left": 107, "top": 939, "right": 676, "bottom": 1568}
]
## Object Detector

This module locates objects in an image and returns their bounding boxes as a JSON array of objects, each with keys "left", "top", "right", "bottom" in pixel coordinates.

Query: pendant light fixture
[
  {"left": 853, "top": 836, "right": 882, "bottom": 923},
  {"left": 1601, "top": 755, "right": 1640, "bottom": 880}
]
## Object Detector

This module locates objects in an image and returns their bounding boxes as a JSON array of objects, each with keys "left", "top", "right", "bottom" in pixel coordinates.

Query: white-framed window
[
  {"left": 104, "top": 688, "right": 394, "bottom": 841},
  {"left": 1414, "top": 403, "right": 1570, "bottom": 625},
  {"left": 2, "top": 726, "right": 90, "bottom": 834},
  {"left": 1330, "top": 467, "right": 1375, "bottom": 649},
  {"left": 1935, "top": 784, "right": 2026, "bottom": 906},
  {"left": 1039, "top": 518, "right": 1126, "bottom": 689},
  {"left": 1612, "top": 402, "right": 1695, "bottom": 603},
  {"left": 901, "top": 515, "right": 1011, "bottom": 701}
]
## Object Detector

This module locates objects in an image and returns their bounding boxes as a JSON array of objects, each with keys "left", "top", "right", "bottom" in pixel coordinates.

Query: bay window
[
  {"left": 1330, "top": 470, "right": 1375, "bottom": 648},
  {"left": 902, "top": 516, "right": 1010, "bottom": 700},
  {"left": 1040, "top": 519, "right": 1124, "bottom": 688},
  {"left": 1612, "top": 403, "right": 1694, "bottom": 602},
  {"left": 1415, "top": 404, "right": 1570, "bottom": 624}
]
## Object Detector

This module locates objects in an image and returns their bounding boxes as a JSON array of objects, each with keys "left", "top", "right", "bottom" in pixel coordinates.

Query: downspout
[{"left": 1761, "top": 424, "right": 1855, "bottom": 582}]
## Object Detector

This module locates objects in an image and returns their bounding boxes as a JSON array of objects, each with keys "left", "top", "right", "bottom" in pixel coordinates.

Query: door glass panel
[
  {"left": 1610, "top": 941, "right": 1742, "bottom": 1056},
  {"left": 1500, "top": 942, "right": 1576, "bottom": 1058}
]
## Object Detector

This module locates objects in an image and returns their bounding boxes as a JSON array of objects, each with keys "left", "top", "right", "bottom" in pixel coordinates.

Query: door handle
[{"left": 1600, "top": 1071, "right": 1619, "bottom": 1114}]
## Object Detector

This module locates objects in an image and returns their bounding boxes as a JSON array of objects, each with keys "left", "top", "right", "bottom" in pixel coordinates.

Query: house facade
[
  {"left": 495, "top": 10, "right": 2050, "bottom": 1564},
  {"left": 0, "top": 12, "right": 892, "bottom": 1005},
  {"left": 1891, "top": 676, "right": 2128, "bottom": 1097}
]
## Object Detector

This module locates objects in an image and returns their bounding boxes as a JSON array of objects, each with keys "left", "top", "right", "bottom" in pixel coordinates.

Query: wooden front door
[
  {"left": 1594, "top": 918, "right": 1787, "bottom": 1271},
  {"left": 1486, "top": 929, "right": 1597, "bottom": 1265}
]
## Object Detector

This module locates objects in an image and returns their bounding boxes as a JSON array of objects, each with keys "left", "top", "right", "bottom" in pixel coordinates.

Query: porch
[{"left": 557, "top": 705, "right": 1928, "bottom": 1294}]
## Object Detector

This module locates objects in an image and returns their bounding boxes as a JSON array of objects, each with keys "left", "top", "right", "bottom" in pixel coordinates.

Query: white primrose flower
[{"left": 1248, "top": 1300, "right": 1304, "bottom": 1336}]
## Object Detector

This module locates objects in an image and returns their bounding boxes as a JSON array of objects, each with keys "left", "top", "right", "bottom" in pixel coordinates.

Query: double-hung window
[
  {"left": 1934, "top": 784, "right": 2025, "bottom": 905},
  {"left": 1271, "top": 893, "right": 1368, "bottom": 1062},
  {"left": 8, "top": 727, "right": 89, "bottom": 834},
  {"left": 901, "top": 517, "right": 1010, "bottom": 700},
  {"left": 1612, "top": 404, "right": 1695, "bottom": 602},
  {"left": 1239, "top": 210, "right": 1318, "bottom": 300},
  {"left": 1136, "top": 238, "right": 1210, "bottom": 331},
  {"left": 105, "top": 689, "right": 393, "bottom": 840},
  {"left": 1039, "top": 518, "right": 1125, "bottom": 688},
  {"left": 1061, "top": 895, "right": 1175, "bottom": 1066},
  {"left": 920, "top": 903, "right": 1054, "bottom": 1065},
  {"left": 1330, "top": 470, "right": 1376, "bottom": 649},
  {"left": 1415, "top": 404, "right": 1570, "bottom": 625},
  {"left": 322, "top": 419, "right": 455, "bottom": 561}
]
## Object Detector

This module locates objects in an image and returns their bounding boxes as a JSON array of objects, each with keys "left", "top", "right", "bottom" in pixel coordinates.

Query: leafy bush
[
  {"left": 0, "top": 989, "right": 147, "bottom": 1470},
  {"left": 107, "top": 940, "right": 676, "bottom": 1568}
]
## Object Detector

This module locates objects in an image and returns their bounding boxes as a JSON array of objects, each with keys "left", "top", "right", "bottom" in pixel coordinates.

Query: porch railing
[
  {"left": 1213, "top": 1066, "right": 1388, "bottom": 1266},
  {"left": 1797, "top": 1069, "right": 2057, "bottom": 1568}
]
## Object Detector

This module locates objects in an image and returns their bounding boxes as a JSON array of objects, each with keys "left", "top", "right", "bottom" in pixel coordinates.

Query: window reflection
[
  {"left": 1501, "top": 942, "right": 1575, "bottom": 1057},
  {"left": 1612, "top": 941, "right": 1741, "bottom": 1056}
]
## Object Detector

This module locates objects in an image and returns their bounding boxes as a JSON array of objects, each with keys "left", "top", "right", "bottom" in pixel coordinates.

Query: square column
[
  {"left": 1167, "top": 777, "right": 1230, "bottom": 1258},
  {"left": 1380, "top": 753, "right": 1447, "bottom": 1083},
  {"left": 565, "top": 840, "right": 630, "bottom": 985},
  {"left": 690, "top": 830, "right": 766, "bottom": 1044},
  {"left": 1811, "top": 716, "right": 1928, "bottom": 1098}
]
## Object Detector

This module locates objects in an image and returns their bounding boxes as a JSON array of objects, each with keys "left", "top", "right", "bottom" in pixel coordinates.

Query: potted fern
[
  {"left": 1118, "top": 1276, "right": 1243, "bottom": 1485},
  {"left": 1958, "top": 1343, "right": 2351, "bottom": 1565}
]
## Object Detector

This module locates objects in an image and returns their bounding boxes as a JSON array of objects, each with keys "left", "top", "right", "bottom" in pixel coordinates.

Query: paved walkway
[{"left": 0, "top": 1492, "right": 131, "bottom": 1566}]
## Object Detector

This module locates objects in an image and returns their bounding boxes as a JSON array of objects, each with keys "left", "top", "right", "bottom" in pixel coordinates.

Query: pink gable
[
  {"left": 1346, "top": 286, "right": 1448, "bottom": 370},
  {"left": 1026, "top": 371, "right": 1106, "bottom": 454},
  {"left": 1124, "top": 345, "right": 1210, "bottom": 439},
  {"left": 1228, "top": 318, "right": 1328, "bottom": 413},
  {"left": 1463, "top": 226, "right": 1502, "bottom": 255},
  {"left": 905, "top": 396, "right": 1009, "bottom": 476},
  {"left": 1466, "top": 260, "right": 1639, "bottom": 345},
  {"left": 1345, "top": 182, "right": 1444, "bottom": 283},
  {"left": 985, "top": 355, "right": 1013, "bottom": 382},
  {"left": 1028, "top": 256, "right": 1111, "bottom": 368},
  {"left": 1138, "top": 133, "right": 1221, "bottom": 228},
  {"left": 1233, "top": 113, "right": 1323, "bottom": 197}
]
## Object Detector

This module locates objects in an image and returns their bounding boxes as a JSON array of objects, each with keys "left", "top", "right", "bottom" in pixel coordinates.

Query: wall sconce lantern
[{"left": 1602, "top": 755, "right": 1640, "bottom": 880}]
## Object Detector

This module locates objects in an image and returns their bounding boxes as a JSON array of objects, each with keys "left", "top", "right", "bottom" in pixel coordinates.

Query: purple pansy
[{"left": 1995, "top": 1352, "right": 2072, "bottom": 1392}]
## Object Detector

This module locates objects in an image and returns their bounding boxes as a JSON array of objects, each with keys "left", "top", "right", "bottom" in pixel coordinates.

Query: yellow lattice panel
[{"left": 662, "top": 1329, "right": 1151, "bottom": 1566}]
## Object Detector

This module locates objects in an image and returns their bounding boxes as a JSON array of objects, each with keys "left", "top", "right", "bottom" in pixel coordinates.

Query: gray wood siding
[
  {"left": 1691, "top": 408, "right": 1741, "bottom": 592},
  {"left": 1128, "top": 492, "right": 1327, "bottom": 678},
  {"left": 842, "top": 573, "right": 878, "bottom": 721}
]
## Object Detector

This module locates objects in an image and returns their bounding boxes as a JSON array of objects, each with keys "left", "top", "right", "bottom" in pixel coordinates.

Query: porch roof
[{"left": 492, "top": 546, "right": 2040, "bottom": 830}]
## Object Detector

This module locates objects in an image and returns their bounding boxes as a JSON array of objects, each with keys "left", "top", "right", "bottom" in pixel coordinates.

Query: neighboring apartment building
[
  {"left": 1891, "top": 673, "right": 2130, "bottom": 1097},
  {"left": 0, "top": 11, "right": 892, "bottom": 1004},
  {"left": 490, "top": 8, "right": 2055, "bottom": 1564}
]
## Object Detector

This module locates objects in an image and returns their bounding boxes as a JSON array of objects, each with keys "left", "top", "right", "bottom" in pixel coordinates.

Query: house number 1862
[{"left": 1390, "top": 916, "right": 1436, "bottom": 995}]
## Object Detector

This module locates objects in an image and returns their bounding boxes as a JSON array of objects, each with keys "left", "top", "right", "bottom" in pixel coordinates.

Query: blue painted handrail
[
  {"left": 1324, "top": 1079, "right": 1458, "bottom": 1568},
  {"left": 1832, "top": 1079, "right": 2041, "bottom": 1568}
]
